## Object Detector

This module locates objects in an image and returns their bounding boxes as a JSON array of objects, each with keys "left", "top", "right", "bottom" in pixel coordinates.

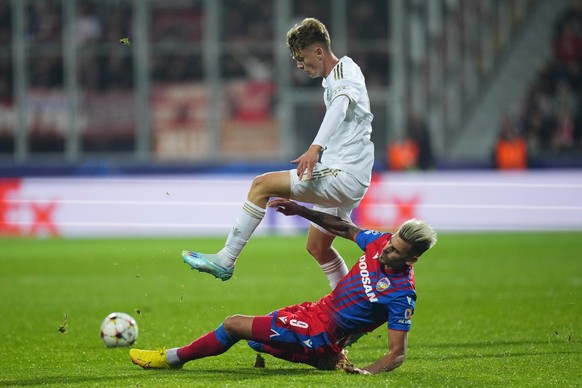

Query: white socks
[
  {"left": 211, "top": 200, "right": 347, "bottom": 291},
  {"left": 165, "top": 348, "right": 181, "bottom": 365},
  {"left": 319, "top": 255, "right": 348, "bottom": 290},
  {"left": 216, "top": 200, "right": 265, "bottom": 268}
]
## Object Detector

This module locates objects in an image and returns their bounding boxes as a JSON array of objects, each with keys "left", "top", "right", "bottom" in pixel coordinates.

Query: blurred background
[
  {"left": 0, "top": 0, "right": 581, "bottom": 237},
  {"left": 1, "top": 0, "right": 581, "bottom": 172}
]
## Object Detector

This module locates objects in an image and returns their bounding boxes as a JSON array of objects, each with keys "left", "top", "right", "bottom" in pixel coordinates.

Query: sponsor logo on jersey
[
  {"left": 333, "top": 85, "right": 350, "bottom": 96},
  {"left": 398, "top": 308, "right": 413, "bottom": 325},
  {"left": 376, "top": 277, "right": 390, "bottom": 292},
  {"left": 358, "top": 256, "right": 378, "bottom": 302},
  {"left": 329, "top": 84, "right": 352, "bottom": 104},
  {"left": 404, "top": 308, "right": 413, "bottom": 320}
]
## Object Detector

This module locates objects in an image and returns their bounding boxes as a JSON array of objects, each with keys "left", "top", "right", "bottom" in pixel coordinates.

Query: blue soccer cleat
[{"left": 182, "top": 250, "right": 234, "bottom": 281}]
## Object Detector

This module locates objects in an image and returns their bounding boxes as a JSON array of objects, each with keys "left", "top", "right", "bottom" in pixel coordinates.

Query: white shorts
[{"left": 288, "top": 163, "right": 369, "bottom": 235}]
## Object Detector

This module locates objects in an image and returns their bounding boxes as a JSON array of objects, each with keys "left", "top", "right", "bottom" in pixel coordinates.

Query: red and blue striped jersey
[{"left": 318, "top": 230, "right": 416, "bottom": 334}]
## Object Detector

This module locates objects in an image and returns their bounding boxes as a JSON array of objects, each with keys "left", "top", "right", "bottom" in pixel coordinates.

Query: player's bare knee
[
  {"left": 223, "top": 315, "right": 242, "bottom": 335},
  {"left": 248, "top": 174, "right": 270, "bottom": 200},
  {"left": 251, "top": 173, "right": 270, "bottom": 192}
]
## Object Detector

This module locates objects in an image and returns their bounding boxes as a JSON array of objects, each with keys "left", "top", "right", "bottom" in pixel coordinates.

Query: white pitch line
[
  {"left": 5, "top": 199, "right": 581, "bottom": 211},
  {"left": 8, "top": 221, "right": 258, "bottom": 228},
  {"left": 374, "top": 204, "right": 582, "bottom": 211},
  {"left": 4, "top": 199, "right": 242, "bottom": 206},
  {"left": 7, "top": 221, "right": 581, "bottom": 232},
  {"left": 373, "top": 181, "right": 582, "bottom": 188}
]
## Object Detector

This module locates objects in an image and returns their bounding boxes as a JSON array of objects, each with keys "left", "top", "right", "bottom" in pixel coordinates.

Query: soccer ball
[{"left": 100, "top": 312, "right": 138, "bottom": 348}]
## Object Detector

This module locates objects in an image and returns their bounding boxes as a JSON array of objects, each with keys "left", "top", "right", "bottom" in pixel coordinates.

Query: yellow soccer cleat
[{"left": 129, "top": 348, "right": 182, "bottom": 369}]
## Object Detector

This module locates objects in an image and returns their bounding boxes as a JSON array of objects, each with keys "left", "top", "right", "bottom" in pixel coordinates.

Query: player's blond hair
[
  {"left": 286, "top": 18, "right": 331, "bottom": 58},
  {"left": 398, "top": 219, "right": 437, "bottom": 257}
]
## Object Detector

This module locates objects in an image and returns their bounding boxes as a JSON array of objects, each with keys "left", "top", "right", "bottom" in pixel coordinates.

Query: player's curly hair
[
  {"left": 398, "top": 219, "right": 438, "bottom": 257},
  {"left": 286, "top": 18, "right": 331, "bottom": 58}
]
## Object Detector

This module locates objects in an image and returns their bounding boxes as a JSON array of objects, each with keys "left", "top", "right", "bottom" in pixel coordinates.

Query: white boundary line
[{"left": 5, "top": 199, "right": 581, "bottom": 211}]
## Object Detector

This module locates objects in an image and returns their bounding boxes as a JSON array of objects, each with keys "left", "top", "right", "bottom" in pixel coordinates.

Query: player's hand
[
  {"left": 267, "top": 198, "right": 302, "bottom": 216},
  {"left": 342, "top": 366, "right": 372, "bottom": 375},
  {"left": 291, "top": 145, "right": 321, "bottom": 181}
]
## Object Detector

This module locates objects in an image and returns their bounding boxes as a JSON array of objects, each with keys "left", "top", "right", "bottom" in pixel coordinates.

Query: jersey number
[{"left": 290, "top": 319, "right": 308, "bottom": 329}]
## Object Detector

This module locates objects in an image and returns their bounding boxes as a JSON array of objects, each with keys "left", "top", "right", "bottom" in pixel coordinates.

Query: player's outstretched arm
[
  {"left": 292, "top": 95, "right": 349, "bottom": 181},
  {"left": 344, "top": 329, "right": 408, "bottom": 375},
  {"left": 268, "top": 198, "right": 361, "bottom": 241}
]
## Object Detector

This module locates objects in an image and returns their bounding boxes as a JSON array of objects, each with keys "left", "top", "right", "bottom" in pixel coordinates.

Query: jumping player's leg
[
  {"left": 289, "top": 168, "right": 366, "bottom": 289},
  {"left": 183, "top": 171, "right": 291, "bottom": 280},
  {"left": 305, "top": 226, "right": 348, "bottom": 290}
]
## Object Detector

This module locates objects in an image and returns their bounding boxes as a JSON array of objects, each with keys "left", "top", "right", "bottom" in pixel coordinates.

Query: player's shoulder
[
  {"left": 355, "top": 229, "right": 390, "bottom": 251},
  {"left": 330, "top": 56, "right": 362, "bottom": 82}
]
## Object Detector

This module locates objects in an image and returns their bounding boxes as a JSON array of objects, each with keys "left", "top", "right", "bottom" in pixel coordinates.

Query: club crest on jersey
[{"left": 376, "top": 277, "right": 391, "bottom": 292}]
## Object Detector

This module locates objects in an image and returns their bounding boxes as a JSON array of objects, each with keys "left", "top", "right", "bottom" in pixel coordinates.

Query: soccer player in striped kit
[
  {"left": 183, "top": 17, "right": 375, "bottom": 290},
  {"left": 131, "top": 199, "right": 437, "bottom": 375}
]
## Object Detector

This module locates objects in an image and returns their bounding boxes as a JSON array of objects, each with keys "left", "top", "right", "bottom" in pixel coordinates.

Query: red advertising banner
[{"left": 0, "top": 178, "right": 60, "bottom": 237}]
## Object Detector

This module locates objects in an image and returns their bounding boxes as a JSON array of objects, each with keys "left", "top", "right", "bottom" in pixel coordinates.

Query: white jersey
[{"left": 318, "top": 56, "right": 374, "bottom": 186}]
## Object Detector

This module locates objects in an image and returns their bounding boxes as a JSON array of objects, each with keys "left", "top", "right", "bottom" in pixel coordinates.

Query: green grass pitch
[{"left": 1, "top": 232, "right": 580, "bottom": 387}]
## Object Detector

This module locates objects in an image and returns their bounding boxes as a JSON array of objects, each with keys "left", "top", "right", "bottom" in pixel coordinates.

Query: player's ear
[
  {"left": 406, "top": 256, "right": 418, "bottom": 266},
  {"left": 315, "top": 46, "right": 323, "bottom": 59}
]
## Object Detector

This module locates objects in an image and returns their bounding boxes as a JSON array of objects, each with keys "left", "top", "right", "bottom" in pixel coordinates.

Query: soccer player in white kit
[{"left": 183, "top": 18, "right": 375, "bottom": 289}]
